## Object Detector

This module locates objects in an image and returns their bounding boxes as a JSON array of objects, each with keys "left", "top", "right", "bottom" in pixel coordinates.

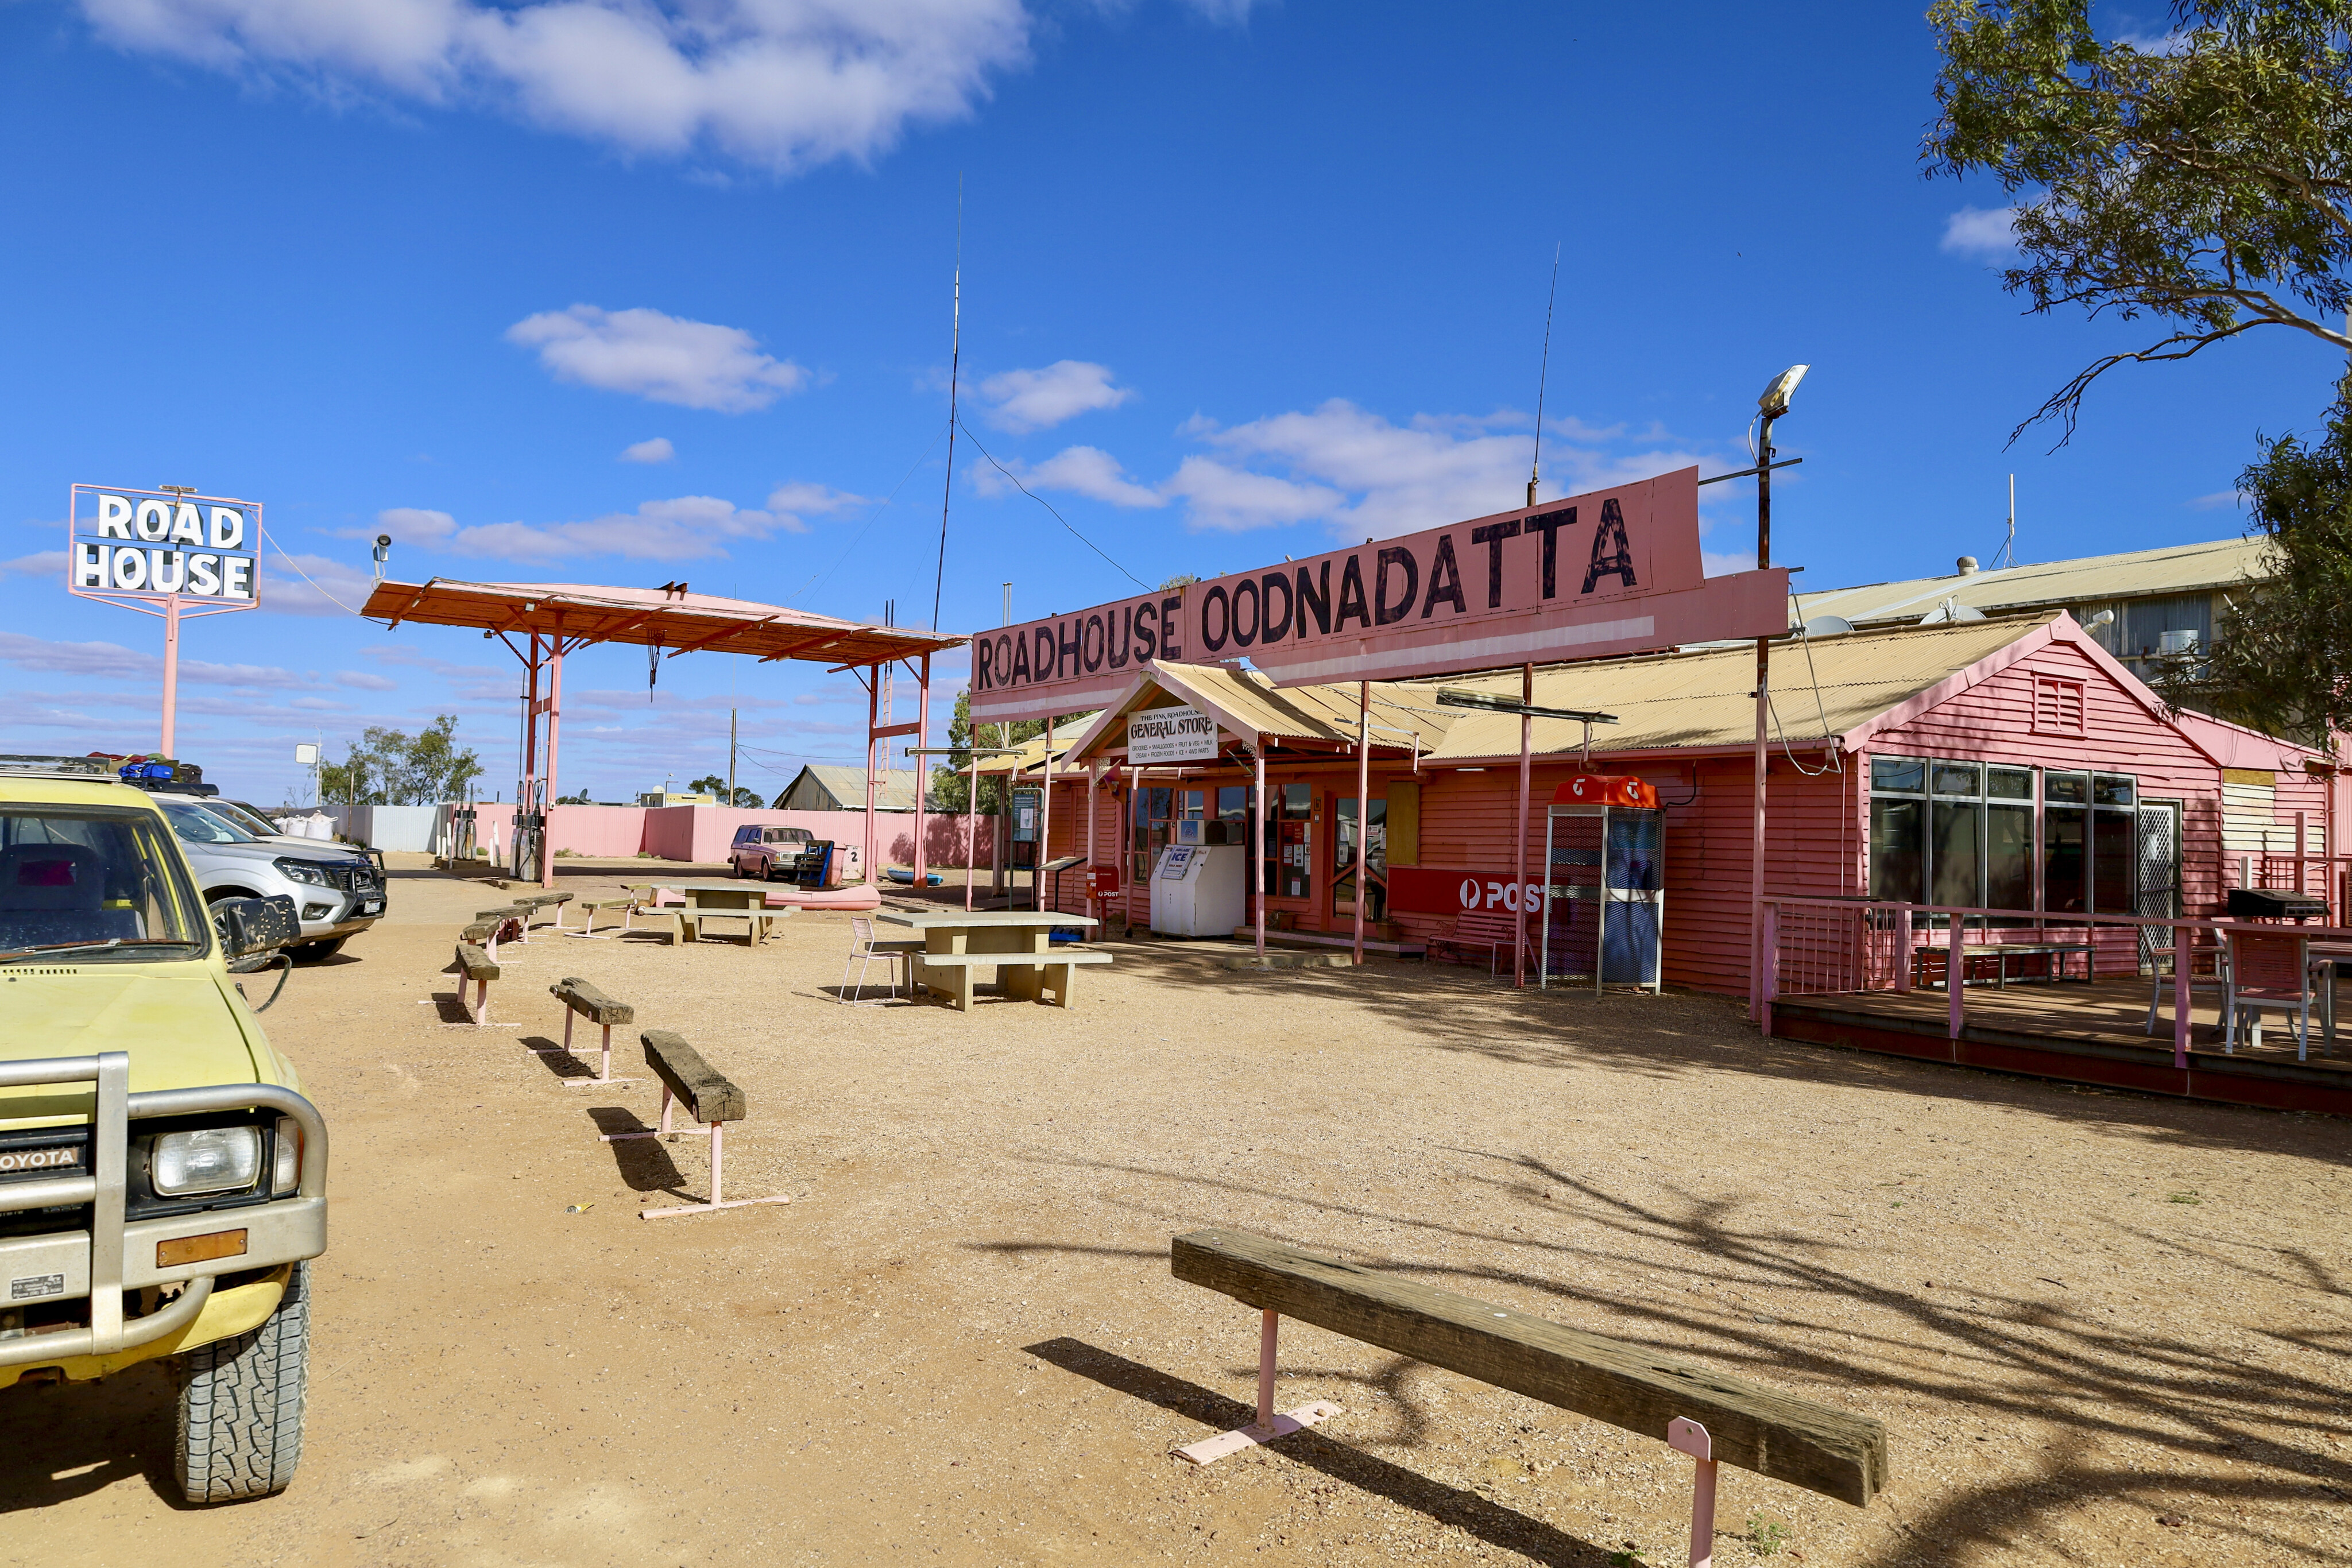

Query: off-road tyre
[{"left": 176, "top": 1262, "right": 310, "bottom": 1503}]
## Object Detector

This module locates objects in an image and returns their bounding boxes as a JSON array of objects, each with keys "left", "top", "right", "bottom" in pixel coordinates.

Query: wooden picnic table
[{"left": 875, "top": 909, "right": 1109, "bottom": 1011}]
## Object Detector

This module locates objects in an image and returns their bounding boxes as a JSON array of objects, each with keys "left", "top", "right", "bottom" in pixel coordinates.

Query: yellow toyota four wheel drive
[{"left": 0, "top": 762, "right": 327, "bottom": 1503}]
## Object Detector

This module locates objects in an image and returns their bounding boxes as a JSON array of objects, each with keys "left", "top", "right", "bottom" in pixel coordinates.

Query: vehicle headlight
[
  {"left": 272, "top": 1116, "right": 301, "bottom": 1196},
  {"left": 153, "top": 1126, "right": 262, "bottom": 1196},
  {"left": 273, "top": 858, "right": 328, "bottom": 886}
]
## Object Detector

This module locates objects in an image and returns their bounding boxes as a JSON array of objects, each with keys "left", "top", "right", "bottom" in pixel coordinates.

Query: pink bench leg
[{"left": 1171, "top": 1310, "right": 1343, "bottom": 1465}]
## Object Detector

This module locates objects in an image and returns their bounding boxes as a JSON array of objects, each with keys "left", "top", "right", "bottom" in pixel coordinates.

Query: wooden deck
[{"left": 1768, "top": 976, "right": 2352, "bottom": 1115}]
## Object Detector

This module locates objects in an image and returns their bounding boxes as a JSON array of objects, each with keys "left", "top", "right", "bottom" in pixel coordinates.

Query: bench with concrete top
[
  {"left": 625, "top": 882, "right": 798, "bottom": 946},
  {"left": 1168, "top": 1227, "right": 1886, "bottom": 1556},
  {"left": 875, "top": 910, "right": 1111, "bottom": 1011},
  {"left": 537, "top": 976, "right": 637, "bottom": 1087},
  {"left": 555, "top": 894, "right": 651, "bottom": 940},
  {"left": 598, "top": 1029, "right": 787, "bottom": 1220}
]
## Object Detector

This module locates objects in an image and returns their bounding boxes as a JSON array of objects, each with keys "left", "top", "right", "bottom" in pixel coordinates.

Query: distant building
[
  {"left": 1797, "top": 536, "right": 2266, "bottom": 684},
  {"left": 637, "top": 791, "right": 717, "bottom": 807},
  {"left": 771, "top": 765, "right": 928, "bottom": 812}
]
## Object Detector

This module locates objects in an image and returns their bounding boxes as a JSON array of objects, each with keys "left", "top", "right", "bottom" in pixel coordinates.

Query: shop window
[
  {"left": 1266, "top": 783, "right": 1313, "bottom": 898},
  {"left": 2033, "top": 676, "right": 2086, "bottom": 737},
  {"left": 1332, "top": 795, "right": 1388, "bottom": 922},
  {"left": 1871, "top": 754, "right": 2135, "bottom": 916},
  {"left": 1131, "top": 786, "right": 1173, "bottom": 885}
]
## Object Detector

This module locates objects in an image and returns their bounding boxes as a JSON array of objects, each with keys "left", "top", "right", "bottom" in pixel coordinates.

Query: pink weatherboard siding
[{"left": 1015, "top": 616, "right": 2336, "bottom": 995}]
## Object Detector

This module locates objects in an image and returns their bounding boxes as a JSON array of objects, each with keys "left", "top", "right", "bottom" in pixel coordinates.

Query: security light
[{"left": 1757, "top": 365, "right": 1809, "bottom": 419}]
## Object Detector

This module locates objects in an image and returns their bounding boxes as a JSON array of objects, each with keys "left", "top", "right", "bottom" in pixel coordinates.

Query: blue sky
[{"left": 0, "top": 1, "right": 2328, "bottom": 806}]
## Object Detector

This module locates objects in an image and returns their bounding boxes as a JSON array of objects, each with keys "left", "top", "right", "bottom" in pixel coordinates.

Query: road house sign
[
  {"left": 1126, "top": 704, "right": 1219, "bottom": 765},
  {"left": 67, "top": 485, "right": 261, "bottom": 605},
  {"left": 969, "top": 469, "right": 1788, "bottom": 721}
]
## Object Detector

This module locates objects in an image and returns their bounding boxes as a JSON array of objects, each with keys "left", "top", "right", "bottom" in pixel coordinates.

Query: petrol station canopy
[{"left": 359, "top": 579, "right": 965, "bottom": 667}]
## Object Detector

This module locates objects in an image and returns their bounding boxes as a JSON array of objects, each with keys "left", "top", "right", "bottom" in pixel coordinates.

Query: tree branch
[{"left": 2014, "top": 319, "right": 2267, "bottom": 450}]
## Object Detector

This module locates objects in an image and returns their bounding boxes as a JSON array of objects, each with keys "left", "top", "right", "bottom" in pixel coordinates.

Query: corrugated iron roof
[
  {"left": 779, "top": 765, "right": 924, "bottom": 811},
  {"left": 1796, "top": 537, "right": 2265, "bottom": 628},
  {"left": 1418, "top": 613, "right": 2053, "bottom": 758}
]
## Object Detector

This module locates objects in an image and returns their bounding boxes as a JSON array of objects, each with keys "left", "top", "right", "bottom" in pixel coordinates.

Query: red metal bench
[{"left": 1428, "top": 909, "right": 1531, "bottom": 974}]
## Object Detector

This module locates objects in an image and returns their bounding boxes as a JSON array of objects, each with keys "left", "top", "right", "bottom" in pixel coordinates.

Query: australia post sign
[
  {"left": 68, "top": 485, "right": 261, "bottom": 606},
  {"left": 969, "top": 468, "right": 1787, "bottom": 722}
]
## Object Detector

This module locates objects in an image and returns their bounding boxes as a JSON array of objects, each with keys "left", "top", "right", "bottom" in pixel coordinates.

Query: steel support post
[
  {"left": 1514, "top": 661, "right": 1533, "bottom": 988},
  {"left": 1353, "top": 683, "right": 1370, "bottom": 966},
  {"left": 912, "top": 655, "right": 931, "bottom": 889}
]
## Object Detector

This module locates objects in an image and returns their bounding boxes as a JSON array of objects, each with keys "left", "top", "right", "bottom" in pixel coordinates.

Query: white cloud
[
  {"left": 450, "top": 494, "right": 795, "bottom": 562},
  {"left": 1160, "top": 456, "right": 1343, "bottom": 533},
  {"left": 1001, "top": 398, "right": 1736, "bottom": 540},
  {"left": 368, "top": 506, "right": 458, "bottom": 544},
  {"left": 620, "top": 436, "right": 675, "bottom": 463},
  {"left": 976, "top": 446, "right": 1163, "bottom": 508},
  {"left": 977, "top": 360, "right": 1133, "bottom": 432},
  {"left": 1941, "top": 204, "right": 2018, "bottom": 258},
  {"left": 335, "top": 669, "right": 401, "bottom": 691},
  {"left": 0, "top": 632, "right": 304, "bottom": 687},
  {"left": 74, "top": 0, "right": 1033, "bottom": 174},
  {"left": 2187, "top": 489, "right": 2246, "bottom": 510},
  {"left": 506, "top": 305, "right": 806, "bottom": 412},
  {"left": 1703, "top": 548, "right": 1757, "bottom": 576},
  {"left": 1, "top": 551, "right": 68, "bottom": 579},
  {"left": 262, "top": 551, "right": 378, "bottom": 615}
]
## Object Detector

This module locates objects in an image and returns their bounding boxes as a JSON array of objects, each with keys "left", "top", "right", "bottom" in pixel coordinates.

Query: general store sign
[
  {"left": 969, "top": 468, "right": 1788, "bottom": 722},
  {"left": 1126, "top": 704, "right": 1219, "bottom": 765},
  {"left": 67, "top": 485, "right": 261, "bottom": 605}
]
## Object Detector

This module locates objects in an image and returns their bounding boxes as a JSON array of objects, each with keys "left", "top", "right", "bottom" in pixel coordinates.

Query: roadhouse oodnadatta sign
[{"left": 968, "top": 468, "right": 1788, "bottom": 723}]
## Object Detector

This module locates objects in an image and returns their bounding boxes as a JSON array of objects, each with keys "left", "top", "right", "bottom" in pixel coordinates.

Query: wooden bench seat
[
  {"left": 543, "top": 977, "right": 636, "bottom": 1086},
  {"left": 451, "top": 942, "right": 501, "bottom": 1026},
  {"left": 556, "top": 895, "right": 643, "bottom": 939},
  {"left": 1427, "top": 910, "right": 1530, "bottom": 974},
  {"left": 1170, "top": 1227, "right": 1886, "bottom": 1509},
  {"left": 599, "top": 1031, "right": 787, "bottom": 1221}
]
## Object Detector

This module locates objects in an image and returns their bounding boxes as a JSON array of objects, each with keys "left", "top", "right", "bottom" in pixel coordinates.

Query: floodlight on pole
[
  {"left": 373, "top": 534, "right": 392, "bottom": 580},
  {"left": 1748, "top": 363, "right": 1807, "bottom": 1023}
]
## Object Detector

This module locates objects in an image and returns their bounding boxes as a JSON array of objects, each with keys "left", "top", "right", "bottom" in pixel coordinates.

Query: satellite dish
[
  {"left": 1801, "top": 614, "right": 1855, "bottom": 638},
  {"left": 1916, "top": 597, "right": 1986, "bottom": 625}
]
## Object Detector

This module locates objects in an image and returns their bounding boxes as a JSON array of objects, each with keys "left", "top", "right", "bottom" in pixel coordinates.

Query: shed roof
[
  {"left": 1419, "top": 613, "right": 2054, "bottom": 760},
  {"left": 779, "top": 764, "right": 924, "bottom": 811},
  {"left": 1795, "top": 537, "right": 2265, "bottom": 629},
  {"left": 362, "top": 579, "right": 964, "bottom": 668}
]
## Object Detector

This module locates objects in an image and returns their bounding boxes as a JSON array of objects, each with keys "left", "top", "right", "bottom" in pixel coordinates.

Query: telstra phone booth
[
  {"left": 1540, "top": 774, "right": 1665, "bottom": 992},
  {"left": 1150, "top": 832, "right": 1249, "bottom": 938}
]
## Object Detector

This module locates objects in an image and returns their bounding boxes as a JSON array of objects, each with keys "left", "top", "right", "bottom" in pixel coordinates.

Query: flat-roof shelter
[{"left": 359, "top": 578, "right": 966, "bottom": 888}]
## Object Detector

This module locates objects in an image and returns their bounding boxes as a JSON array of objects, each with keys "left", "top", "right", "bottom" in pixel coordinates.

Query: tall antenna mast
[
  {"left": 1527, "top": 242, "right": 1561, "bottom": 510},
  {"left": 2004, "top": 473, "right": 2016, "bottom": 567},
  {"left": 931, "top": 175, "right": 964, "bottom": 633}
]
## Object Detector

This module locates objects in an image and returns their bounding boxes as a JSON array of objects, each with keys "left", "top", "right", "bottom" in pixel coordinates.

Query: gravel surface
[{"left": 2, "top": 857, "right": 2345, "bottom": 1567}]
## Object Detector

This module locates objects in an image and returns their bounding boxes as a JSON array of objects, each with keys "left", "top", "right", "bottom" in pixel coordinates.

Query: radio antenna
[
  {"left": 930, "top": 175, "right": 963, "bottom": 633},
  {"left": 1527, "top": 243, "right": 1560, "bottom": 510}
]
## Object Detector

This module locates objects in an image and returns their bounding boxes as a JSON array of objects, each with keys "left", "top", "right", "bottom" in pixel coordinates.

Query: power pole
[{"left": 728, "top": 707, "right": 738, "bottom": 806}]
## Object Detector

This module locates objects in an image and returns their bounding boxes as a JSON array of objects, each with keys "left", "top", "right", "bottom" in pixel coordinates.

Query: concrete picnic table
[
  {"left": 636, "top": 881, "right": 799, "bottom": 945},
  {"left": 875, "top": 909, "right": 1110, "bottom": 1011}
]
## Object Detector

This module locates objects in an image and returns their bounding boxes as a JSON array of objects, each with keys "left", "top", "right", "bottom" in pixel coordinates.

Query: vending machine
[
  {"left": 1541, "top": 775, "right": 1664, "bottom": 992},
  {"left": 1150, "top": 843, "right": 1249, "bottom": 937}
]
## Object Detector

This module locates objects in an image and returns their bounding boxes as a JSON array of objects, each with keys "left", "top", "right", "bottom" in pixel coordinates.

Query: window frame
[{"left": 1866, "top": 752, "right": 2137, "bottom": 920}]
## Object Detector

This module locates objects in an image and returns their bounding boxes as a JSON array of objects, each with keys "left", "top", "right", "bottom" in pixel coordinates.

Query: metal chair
[
  {"left": 840, "top": 916, "right": 921, "bottom": 1003},
  {"left": 2145, "top": 933, "right": 2230, "bottom": 1037},
  {"left": 2223, "top": 928, "right": 2317, "bottom": 1060}
]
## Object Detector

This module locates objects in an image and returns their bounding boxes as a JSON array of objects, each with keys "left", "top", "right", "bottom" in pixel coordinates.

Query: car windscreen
[
  {"left": 0, "top": 809, "right": 206, "bottom": 961},
  {"left": 215, "top": 800, "right": 285, "bottom": 837},
  {"left": 769, "top": 828, "right": 812, "bottom": 844},
  {"left": 161, "top": 800, "right": 261, "bottom": 845}
]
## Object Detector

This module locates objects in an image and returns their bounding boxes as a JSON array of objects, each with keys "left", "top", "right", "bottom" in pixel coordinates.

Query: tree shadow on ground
[
  {"left": 1095, "top": 942, "right": 2352, "bottom": 1164},
  {"left": 1023, "top": 1337, "right": 1626, "bottom": 1567},
  {"left": 1001, "top": 1147, "right": 2352, "bottom": 1566}
]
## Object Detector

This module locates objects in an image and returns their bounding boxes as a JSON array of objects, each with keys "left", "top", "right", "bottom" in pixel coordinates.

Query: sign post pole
[
  {"left": 1255, "top": 748, "right": 1267, "bottom": 961},
  {"left": 1514, "top": 662, "right": 1533, "bottom": 988},
  {"left": 159, "top": 595, "right": 183, "bottom": 756},
  {"left": 1353, "top": 682, "right": 1370, "bottom": 966}
]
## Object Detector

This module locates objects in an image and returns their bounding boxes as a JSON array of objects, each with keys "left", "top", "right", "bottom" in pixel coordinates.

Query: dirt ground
[{"left": 2, "top": 855, "right": 2346, "bottom": 1567}]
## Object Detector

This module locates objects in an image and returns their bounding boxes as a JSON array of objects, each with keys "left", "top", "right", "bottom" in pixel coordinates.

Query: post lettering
[{"left": 1469, "top": 521, "right": 1519, "bottom": 609}]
